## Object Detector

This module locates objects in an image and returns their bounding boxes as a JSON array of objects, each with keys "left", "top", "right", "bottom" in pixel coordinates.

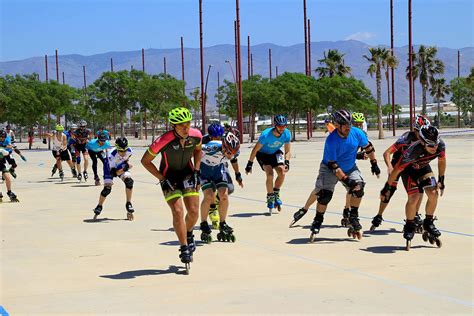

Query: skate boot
[
  {"left": 274, "top": 190, "right": 282, "bottom": 212},
  {"left": 422, "top": 217, "right": 442, "bottom": 248},
  {"left": 7, "top": 191, "right": 19, "bottom": 202},
  {"left": 126, "top": 202, "right": 134, "bottom": 220},
  {"left": 347, "top": 213, "right": 362, "bottom": 240},
  {"left": 59, "top": 170, "right": 64, "bottom": 181},
  {"left": 93, "top": 205, "right": 102, "bottom": 220},
  {"left": 179, "top": 245, "right": 192, "bottom": 274},
  {"left": 187, "top": 232, "right": 196, "bottom": 254},
  {"left": 83, "top": 171, "right": 88, "bottom": 181},
  {"left": 209, "top": 204, "right": 220, "bottom": 229},
  {"left": 51, "top": 164, "right": 58, "bottom": 177},
  {"left": 20, "top": 155, "right": 27, "bottom": 162},
  {"left": 309, "top": 212, "right": 324, "bottom": 242},
  {"left": 266, "top": 193, "right": 275, "bottom": 216},
  {"left": 341, "top": 207, "right": 350, "bottom": 227},
  {"left": 0, "top": 192, "right": 3, "bottom": 203},
  {"left": 94, "top": 176, "right": 101, "bottom": 186},
  {"left": 71, "top": 168, "right": 77, "bottom": 178},
  {"left": 289, "top": 208, "right": 308, "bottom": 227},
  {"left": 9, "top": 168, "right": 17, "bottom": 179},
  {"left": 370, "top": 214, "right": 384, "bottom": 231},
  {"left": 77, "top": 172, "right": 82, "bottom": 182},
  {"left": 200, "top": 221, "right": 212, "bottom": 243},
  {"left": 414, "top": 212, "right": 423, "bottom": 233},
  {"left": 403, "top": 220, "right": 416, "bottom": 251},
  {"left": 217, "top": 221, "right": 236, "bottom": 242}
]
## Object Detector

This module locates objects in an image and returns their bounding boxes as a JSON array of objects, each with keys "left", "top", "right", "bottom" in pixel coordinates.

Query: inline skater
[
  {"left": 92, "top": 137, "right": 135, "bottom": 220},
  {"left": 289, "top": 109, "right": 380, "bottom": 241},
  {"left": 0, "top": 129, "right": 19, "bottom": 202},
  {"left": 43, "top": 125, "right": 76, "bottom": 181},
  {"left": 3, "top": 125, "right": 25, "bottom": 179},
  {"left": 245, "top": 114, "right": 291, "bottom": 215},
  {"left": 72, "top": 120, "right": 91, "bottom": 181},
  {"left": 382, "top": 125, "right": 445, "bottom": 250},
  {"left": 87, "top": 131, "right": 111, "bottom": 185},
  {"left": 370, "top": 114, "right": 430, "bottom": 232},
  {"left": 199, "top": 127, "right": 243, "bottom": 243},
  {"left": 141, "top": 107, "right": 202, "bottom": 272}
]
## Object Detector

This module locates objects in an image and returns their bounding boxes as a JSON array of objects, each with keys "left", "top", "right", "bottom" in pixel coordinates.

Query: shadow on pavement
[
  {"left": 300, "top": 224, "right": 342, "bottom": 230},
  {"left": 159, "top": 240, "right": 204, "bottom": 248},
  {"left": 83, "top": 218, "right": 126, "bottom": 223},
  {"left": 150, "top": 228, "right": 175, "bottom": 232},
  {"left": 287, "top": 237, "right": 358, "bottom": 244},
  {"left": 28, "top": 180, "right": 56, "bottom": 183},
  {"left": 100, "top": 265, "right": 187, "bottom": 278},
  {"left": 230, "top": 212, "right": 270, "bottom": 218},
  {"left": 363, "top": 228, "right": 400, "bottom": 236},
  {"left": 360, "top": 244, "right": 432, "bottom": 254},
  {"left": 71, "top": 184, "right": 97, "bottom": 188},
  {"left": 54, "top": 181, "right": 81, "bottom": 185}
]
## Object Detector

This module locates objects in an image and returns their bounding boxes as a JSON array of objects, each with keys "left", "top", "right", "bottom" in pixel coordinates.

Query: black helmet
[
  {"left": 419, "top": 126, "right": 440, "bottom": 146},
  {"left": 98, "top": 131, "right": 108, "bottom": 142},
  {"left": 79, "top": 120, "right": 87, "bottom": 128},
  {"left": 333, "top": 109, "right": 352, "bottom": 125},
  {"left": 115, "top": 137, "right": 129, "bottom": 151},
  {"left": 0, "top": 129, "right": 6, "bottom": 138}
]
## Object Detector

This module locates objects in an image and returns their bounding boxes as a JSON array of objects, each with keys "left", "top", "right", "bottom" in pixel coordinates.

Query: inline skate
[
  {"left": 7, "top": 191, "right": 19, "bottom": 202},
  {"left": 200, "top": 221, "right": 212, "bottom": 243},
  {"left": 422, "top": 217, "right": 442, "bottom": 248},
  {"left": 341, "top": 207, "right": 350, "bottom": 227},
  {"left": 370, "top": 214, "right": 384, "bottom": 231},
  {"left": 414, "top": 212, "right": 423, "bottom": 234},
  {"left": 209, "top": 203, "right": 220, "bottom": 229},
  {"left": 347, "top": 213, "right": 362, "bottom": 240},
  {"left": 217, "top": 221, "right": 236, "bottom": 242},
  {"left": 179, "top": 245, "right": 192, "bottom": 275},
  {"left": 83, "top": 171, "right": 88, "bottom": 181},
  {"left": 289, "top": 208, "right": 308, "bottom": 227},
  {"left": 93, "top": 205, "right": 102, "bottom": 220},
  {"left": 267, "top": 193, "right": 275, "bottom": 216},
  {"left": 309, "top": 212, "right": 324, "bottom": 242},
  {"left": 403, "top": 220, "right": 416, "bottom": 251},
  {"left": 274, "top": 191, "right": 282, "bottom": 212},
  {"left": 126, "top": 202, "right": 134, "bottom": 220}
]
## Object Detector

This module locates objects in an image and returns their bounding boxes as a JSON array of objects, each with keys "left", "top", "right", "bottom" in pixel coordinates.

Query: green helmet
[
  {"left": 168, "top": 107, "right": 192, "bottom": 125},
  {"left": 55, "top": 124, "right": 65, "bottom": 132},
  {"left": 352, "top": 112, "right": 365, "bottom": 123}
]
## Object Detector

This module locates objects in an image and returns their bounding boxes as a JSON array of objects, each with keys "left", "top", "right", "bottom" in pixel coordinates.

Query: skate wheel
[
  {"left": 268, "top": 208, "right": 272, "bottom": 216},
  {"left": 369, "top": 224, "right": 376, "bottom": 232},
  {"left": 184, "top": 263, "right": 190, "bottom": 275},
  {"left": 230, "top": 235, "right": 236, "bottom": 242},
  {"left": 309, "top": 232, "right": 316, "bottom": 243},
  {"left": 127, "top": 213, "right": 134, "bottom": 221},
  {"left": 340, "top": 219, "right": 346, "bottom": 227},
  {"left": 435, "top": 239, "right": 442, "bottom": 248},
  {"left": 422, "top": 232, "right": 428, "bottom": 242},
  {"left": 289, "top": 220, "right": 296, "bottom": 228},
  {"left": 347, "top": 229, "right": 352, "bottom": 237},
  {"left": 93, "top": 214, "right": 99, "bottom": 220},
  {"left": 277, "top": 205, "right": 281, "bottom": 212},
  {"left": 406, "top": 239, "right": 411, "bottom": 251},
  {"left": 217, "top": 233, "right": 222, "bottom": 241},
  {"left": 355, "top": 231, "right": 362, "bottom": 240},
  {"left": 428, "top": 237, "right": 435, "bottom": 245}
]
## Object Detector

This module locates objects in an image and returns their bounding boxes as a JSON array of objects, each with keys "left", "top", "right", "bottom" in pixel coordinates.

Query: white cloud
[{"left": 345, "top": 32, "right": 377, "bottom": 41}]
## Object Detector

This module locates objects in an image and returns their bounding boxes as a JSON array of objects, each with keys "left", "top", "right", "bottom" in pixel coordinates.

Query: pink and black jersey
[
  {"left": 396, "top": 139, "right": 446, "bottom": 171},
  {"left": 73, "top": 128, "right": 91, "bottom": 144},
  {"left": 390, "top": 131, "right": 418, "bottom": 165},
  {"left": 147, "top": 128, "right": 202, "bottom": 177}
]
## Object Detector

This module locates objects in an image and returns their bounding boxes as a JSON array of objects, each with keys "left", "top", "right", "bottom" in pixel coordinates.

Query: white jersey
[
  {"left": 52, "top": 131, "right": 67, "bottom": 151},
  {"left": 200, "top": 140, "right": 239, "bottom": 174},
  {"left": 106, "top": 147, "right": 133, "bottom": 170}
]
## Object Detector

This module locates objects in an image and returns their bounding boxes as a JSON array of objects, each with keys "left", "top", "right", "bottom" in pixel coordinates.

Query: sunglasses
[{"left": 425, "top": 143, "right": 438, "bottom": 148}]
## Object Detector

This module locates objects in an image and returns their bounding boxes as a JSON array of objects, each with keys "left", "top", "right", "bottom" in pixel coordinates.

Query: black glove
[
  {"left": 42, "top": 138, "right": 47, "bottom": 144},
  {"left": 284, "top": 159, "right": 290, "bottom": 171},
  {"left": 356, "top": 152, "right": 365, "bottom": 160},
  {"left": 438, "top": 175, "right": 445, "bottom": 190},
  {"left": 245, "top": 161, "right": 253, "bottom": 173},
  {"left": 160, "top": 179, "right": 175, "bottom": 191},
  {"left": 189, "top": 169, "right": 201, "bottom": 189},
  {"left": 342, "top": 176, "right": 358, "bottom": 190},
  {"left": 370, "top": 159, "right": 381, "bottom": 176},
  {"left": 110, "top": 168, "right": 117, "bottom": 177},
  {"left": 123, "top": 162, "right": 130, "bottom": 172},
  {"left": 235, "top": 172, "right": 243, "bottom": 183}
]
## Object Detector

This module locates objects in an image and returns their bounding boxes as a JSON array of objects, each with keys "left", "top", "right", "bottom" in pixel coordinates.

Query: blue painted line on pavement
[
  {"left": 231, "top": 195, "right": 474, "bottom": 237},
  {"left": 0, "top": 306, "right": 10, "bottom": 316}
]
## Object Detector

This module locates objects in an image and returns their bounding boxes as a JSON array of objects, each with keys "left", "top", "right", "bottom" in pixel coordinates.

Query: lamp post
[
  {"left": 225, "top": 60, "right": 239, "bottom": 124},
  {"left": 204, "top": 64, "right": 213, "bottom": 126}
]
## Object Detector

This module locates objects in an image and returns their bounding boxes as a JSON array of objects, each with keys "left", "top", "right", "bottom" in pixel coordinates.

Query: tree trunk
[
  {"left": 291, "top": 112, "right": 296, "bottom": 142},
  {"left": 437, "top": 100, "right": 441, "bottom": 129},
  {"left": 152, "top": 119, "right": 156, "bottom": 142},
  {"left": 113, "top": 111, "right": 117, "bottom": 136},
  {"left": 376, "top": 69, "right": 384, "bottom": 139},
  {"left": 250, "top": 111, "right": 256, "bottom": 142},
  {"left": 120, "top": 112, "right": 124, "bottom": 137},
  {"left": 422, "top": 84, "right": 428, "bottom": 115}
]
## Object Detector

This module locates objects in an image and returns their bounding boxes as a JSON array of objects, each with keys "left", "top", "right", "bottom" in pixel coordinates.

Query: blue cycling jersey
[
  {"left": 86, "top": 138, "right": 111, "bottom": 152},
  {"left": 322, "top": 127, "right": 368, "bottom": 173},
  {"left": 0, "top": 136, "right": 12, "bottom": 153},
  {"left": 257, "top": 127, "right": 291, "bottom": 154}
]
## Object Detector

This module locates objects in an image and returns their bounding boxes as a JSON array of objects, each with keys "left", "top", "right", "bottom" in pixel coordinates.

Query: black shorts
[
  {"left": 161, "top": 166, "right": 199, "bottom": 202},
  {"left": 52, "top": 149, "right": 71, "bottom": 161},
  {"left": 74, "top": 143, "right": 87, "bottom": 154},
  {"left": 256, "top": 149, "right": 284, "bottom": 170},
  {"left": 401, "top": 165, "right": 433, "bottom": 195},
  {"left": 0, "top": 158, "right": 8, "bottom": 173}
]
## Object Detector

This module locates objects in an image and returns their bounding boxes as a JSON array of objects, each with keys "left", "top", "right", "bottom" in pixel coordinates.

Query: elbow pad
[
  {"left": 363, "top": 141, "right": 375, "bottom": 155},
  {"left": 327, "top": 161, "right": 339, "bottom": 171}
]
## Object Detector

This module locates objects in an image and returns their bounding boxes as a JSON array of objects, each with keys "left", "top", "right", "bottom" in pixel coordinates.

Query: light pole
[
  {"left": 225, "top": 60, "right": 237, "bottom": 89},
  {"left": 204, "top": 64, "right": 213, "bottom": 126}
]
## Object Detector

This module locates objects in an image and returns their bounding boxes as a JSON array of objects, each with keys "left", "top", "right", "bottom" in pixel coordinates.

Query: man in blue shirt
[
  {"left": 245, "top": 115, "right": 291, "bottom": 214},
  {"left": 290, "top": 109, "right": 380, "bottom": 241},
  {"left": 87, "top": 131, "right": 111, "bottom": 186}
]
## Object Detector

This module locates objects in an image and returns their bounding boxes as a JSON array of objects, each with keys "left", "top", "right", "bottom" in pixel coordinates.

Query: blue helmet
[
  {"left": 274, "top": 114, "right": 288, "bottom": 126},
  {"left": 97, "top": 131, "right": 108, "bottom": 142},
  {"left": 208, "top": 123, "right": 225, "bottom": 137}
]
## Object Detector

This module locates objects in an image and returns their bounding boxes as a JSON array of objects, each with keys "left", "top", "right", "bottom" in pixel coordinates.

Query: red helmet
[
  {"left": 414, "top": 114, "right": 430, "bottom": 131},
  {"left": 222, "top": 132, "right": 240, "bottom": 155}
]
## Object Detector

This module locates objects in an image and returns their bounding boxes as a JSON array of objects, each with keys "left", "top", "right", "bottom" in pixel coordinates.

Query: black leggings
[{"left": 88, "top": 150, "right": 105, "bottom": 179}]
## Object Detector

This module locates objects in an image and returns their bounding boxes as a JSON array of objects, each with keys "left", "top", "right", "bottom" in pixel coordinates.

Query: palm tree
[
  {"left": 429, "top": 78, "right": 451, "bottom": 128},
  {"left": 315, "top": 49, "right": 351, "bottom": 78},
  {"left": 409, "top": 45, "right": 445, "bottom": 115},
  {"left": 364, "top": 47, "right": 398, "bottom": 139}
]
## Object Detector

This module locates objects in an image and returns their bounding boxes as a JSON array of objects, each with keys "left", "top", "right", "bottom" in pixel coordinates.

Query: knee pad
[
  {"left": 317, "top": 189, "right": 333, "bottom": 205},
  {"left": 100, "top": 186, "right": 112, "bottom": 197},
  {"left": 76, "top": 156, "right": 81, "bottom": 164},
  {"left": 418, "top": 176, "right": 437, "bottom": 189},
  {"left": 124, "top": 177, "right": 134, "bottom": 189},
  {"left": 351, "top": 182, "right": 365, "bottom": 198}
]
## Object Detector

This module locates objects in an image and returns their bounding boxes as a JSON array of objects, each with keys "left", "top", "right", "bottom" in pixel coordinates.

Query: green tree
[
  {"left": 364, "top": 47, "right": 397, "bottom": 139},
  {"left": 315, "top": 49, "right": 351, "bottom": 78},
  {"left": 450, "top": 71, "right": 474, "bottom": 126},
  {"left": 429, "top": 78, "right": 451, "bottom": 128}
]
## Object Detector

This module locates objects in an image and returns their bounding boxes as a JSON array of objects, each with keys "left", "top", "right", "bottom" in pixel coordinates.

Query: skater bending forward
[
  {"left": 92, "top": 137, "right": 135, "bottom": 220},
  {"left": 291, "top": 109, "right": 380, "bottom": 240}
]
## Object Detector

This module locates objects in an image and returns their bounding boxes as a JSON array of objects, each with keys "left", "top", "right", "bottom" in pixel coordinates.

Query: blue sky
[{"left": 1, "top": 0, "right": 472, "bottom": 61}]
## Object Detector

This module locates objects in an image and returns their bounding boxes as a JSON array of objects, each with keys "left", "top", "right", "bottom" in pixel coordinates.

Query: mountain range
[{"left": 1, "top": 40, "right": 472, "bottom": 107}]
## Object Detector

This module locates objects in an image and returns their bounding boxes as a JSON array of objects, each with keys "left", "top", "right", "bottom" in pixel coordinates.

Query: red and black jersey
[
  {"left": 73, "top": 128, "right": 91, "bottom": 144},
  {"left": 389, "top": 131, "right": 418, "bottom": 165},
  {"left": 396, "top": 139, "right": 446, "bottom": 171}
]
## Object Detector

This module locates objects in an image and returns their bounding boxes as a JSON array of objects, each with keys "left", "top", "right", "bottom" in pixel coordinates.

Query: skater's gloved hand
[
  {"left": 370, "top": 159, "right": 381, "bottom": 178},
  {"left": 42, "top": 138, "right": 47, "bottom": 144},
  {"left": 284, "top": 159, "right": 290, "bottom": 171},
  {"left": 20, "top": 155, "right": 27, "bottom": 162},
  {"left": 110, "top": 168, "right": 117, "bottom": 177},
  {"left": 189, "top": 169, "right": 201, "bottom": 190},
  {"left": 356, "top": 152, "right": 367, "bottom": 160},
  {"left": 235, "top": 172, "right": 243, "bottom": 187},
  {"left": 438, "top": 175, "right": 445, "bottom": 196},
  {"left": 122, "top": 162, "right": 130, "bottom": 172},
  {"left": 341, "top": 176, "right": 358, "bottom": 190},
  {"left": 380, "top": 182, "right": 397, "bottom": 201},
  {"left": 245, "top": 161, "right": 253, "bottom": 174},
  {"left": 160, "top": 179, "right": 175, "bottom": 191}
]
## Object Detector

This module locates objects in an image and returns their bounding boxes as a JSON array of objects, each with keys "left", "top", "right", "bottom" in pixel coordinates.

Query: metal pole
[
  {"left": 303, "top": 0, "right": 308, "bottom": 75},
  {"left": 308, "top": 18, "right": 313, "bottom": 137},
  {"left": 45, "top": 55, "right": 49, "bottom": 82},
  {"left": 276, "top": 66, "right": 279, "bottom": 77},
  {"left": 83, "top": 65, "right": 87, "bottom": 92},
  {"left": 235, "top": 0, "right": 244, "bottom": 142},
  {"left": 408, "top": 0, "right": 414, "bottom": 131},
  {"left": 62, "top": 72, "right": 65, "bottom": 84},
  {"left": 55, "top": 49, "right": 59, "bottom": 82},
  {"left": 141, "top": 50, "right": 147, "bottom": 139},
  {"left": 217, "top": 71, "right": 221, "bottom": 121},
  {"left": 45, "top": 54, "right": 51, "bottom": 149},
  {"left": 163, "top": 57, "right": 167, "bottom": 75},
  {"left": 457, "top": 50, "right": 460, "bottom": 128},
  {"left": 251, "top": 53, "right": 253, "bottom": 76},
  {"left": 268, "top": 48, "right": 272, "bottom": 80},
  {"left": 234, "top": 21, "right": 240, "bottom": 134},
  {"left": 204, "top": 65, "right": 213, "bottom": 122},
  {"left": 110, "top": 58, "right": 114, "bottom": 72},
  {"left": 390, "top": 0, "right": 396, "bottom": 136},
  {"left": 141, "top": 48, "right": 145, "bottom": 72},
  {"left": 247, "top": 35, "right": 251, "bottom": 80},
  {"left": 199, "top": 0, "right": 206, "bottom": 131},
  {"left": 181, "top": 36, "right": 185, "bottom": 93}
]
